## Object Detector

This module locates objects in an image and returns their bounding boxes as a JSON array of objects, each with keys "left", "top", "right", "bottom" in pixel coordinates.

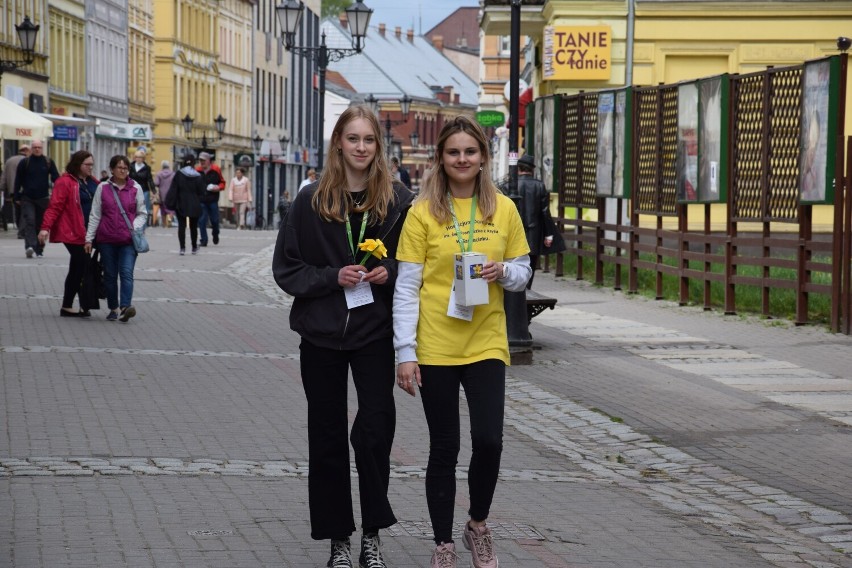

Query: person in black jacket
[
  {"left": 167, "top": 154, "right": 204, "bottom": 255},
  {"left": 272, "top": 105, "right": 413, "bottom": 568},
  {"left": 517, "top": 154, "right": 564, "bottom": 288},
  {"left": 14, "top": 140, "right": 60, "bottom": 258},
  {"left": 128, "top": 149, "right": 156, "bottom": 226}
]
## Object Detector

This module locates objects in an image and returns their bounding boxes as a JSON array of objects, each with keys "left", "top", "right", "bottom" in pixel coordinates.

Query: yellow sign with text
[{"left": 543, "top": 26, "right": 612, "bottom": 81}]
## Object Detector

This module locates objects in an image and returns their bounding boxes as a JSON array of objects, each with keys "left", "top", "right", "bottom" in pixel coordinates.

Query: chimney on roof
[
  {"left": 339, "top": 12, "right": 349, "bottom": 30},
  {"left": 378, "top": 23, "right": 385, "bottom": 36},
  {"left": 407, "top": 29, "right": 414, "bottom": 43},
  {"left": 395, "top": 26, "right": 401, "bottom": 39},
  {"left": 432, "top": 35, "right": 444, "bottom": 52}
]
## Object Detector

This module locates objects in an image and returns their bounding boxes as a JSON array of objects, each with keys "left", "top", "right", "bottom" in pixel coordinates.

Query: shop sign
[{"left": 543, "top": 26, "right": 612, "bottom": 81}]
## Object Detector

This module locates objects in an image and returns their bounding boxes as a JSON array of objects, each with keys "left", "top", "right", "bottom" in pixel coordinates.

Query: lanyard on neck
[
  {"left": 345, "top": 210, "right": 369, "bottom": 262},
  {"left": 447, "top": 193, "right": 477, "bottom": 253}
]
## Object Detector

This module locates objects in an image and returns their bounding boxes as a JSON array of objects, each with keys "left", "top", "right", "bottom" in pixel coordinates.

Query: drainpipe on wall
[{"left": 626, "top": 0, "right": 635, "bottom": 86}]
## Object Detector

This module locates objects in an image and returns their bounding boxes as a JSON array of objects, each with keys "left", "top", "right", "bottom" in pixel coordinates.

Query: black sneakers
[
  {"left": 358, "top": 533, "right": 387, "bottom": 568},
  {"left": 119, "top": 306, "right": 136, "bottom": 322},
  {"left": 327, "top": 538, "right": 352, "bottom": 568}
]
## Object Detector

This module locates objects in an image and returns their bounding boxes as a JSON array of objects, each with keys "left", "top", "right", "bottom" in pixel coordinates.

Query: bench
[{"left": 526, "top": 289, "right": 557, "bottom": 323}]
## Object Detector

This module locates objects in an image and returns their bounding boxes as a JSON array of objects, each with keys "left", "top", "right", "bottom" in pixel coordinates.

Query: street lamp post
[
  {"left": 182, "top": 114, "right": 227, "bottom": 151},
  {"left": 276, "top": 0, "right": 373, "bottom": 172},
  {"left": 0, "top": 16, "right": 40, "bottom": 85},
  {"left": 505, "top": 0, "right": 532, "bottom": 363},
  {"left": 366, "top": 94, "right": 411, "bottom": 158},
  {"left": 252, "top": 135, "right": 263, "bottom": 229}
]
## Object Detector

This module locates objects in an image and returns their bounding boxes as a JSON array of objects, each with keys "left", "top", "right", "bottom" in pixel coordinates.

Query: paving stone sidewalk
[{"left": 1, "top": 228, "right": 851, "bottom": 567}]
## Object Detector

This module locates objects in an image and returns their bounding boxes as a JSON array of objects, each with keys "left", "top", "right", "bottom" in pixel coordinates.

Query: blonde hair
[
  {"left": 313, "top": 105, "right": 394, "bottom": 223},
  {"left": 415, "top": 115, "right": 498, "bottom": 224}
]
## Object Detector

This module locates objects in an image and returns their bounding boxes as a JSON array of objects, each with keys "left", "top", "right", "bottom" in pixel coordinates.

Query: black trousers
[
  {"left": 177, "top": 216, "right": 198, "bottom": 249},
  {"left": 62, "top": 244, "right": 88, "bottom": 309},
  {"left": 300, "top": 336, "right": 397, "bottom": 540},
  {"left": 21, "top": 196, "right": 49, "bottom": 253},
  {"left": 419, "top": 359, "right": 505, "bottom": 545}
]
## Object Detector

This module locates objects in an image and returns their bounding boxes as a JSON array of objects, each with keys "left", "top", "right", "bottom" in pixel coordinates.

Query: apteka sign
[{"left": 543, "top": 26, "right": 612, "bottom": 81}]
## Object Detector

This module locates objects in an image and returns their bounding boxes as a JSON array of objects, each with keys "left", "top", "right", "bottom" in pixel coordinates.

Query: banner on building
[{"left": 543, "top": 26, "right": 612, "bottom": 81}]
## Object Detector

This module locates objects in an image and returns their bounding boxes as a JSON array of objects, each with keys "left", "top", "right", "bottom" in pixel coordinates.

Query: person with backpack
[{"left": 13, "top": 140, "right": 60, "bottom": 258}]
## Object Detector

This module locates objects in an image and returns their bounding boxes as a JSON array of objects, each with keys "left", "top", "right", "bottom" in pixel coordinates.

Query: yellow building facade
[
  {"left": 128, "top": 0, "right": 156, "bottom": 127},
  {"left": 1, "top": 1, "right": 50, "bottom": 121},
  {"left": 46, "top": 0, "right": 88, "bottom": 167}
]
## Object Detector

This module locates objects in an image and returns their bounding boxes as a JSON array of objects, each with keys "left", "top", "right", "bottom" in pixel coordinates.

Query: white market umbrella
[{"left": 0, "top": 96, "right": 53, "bottom": 140}]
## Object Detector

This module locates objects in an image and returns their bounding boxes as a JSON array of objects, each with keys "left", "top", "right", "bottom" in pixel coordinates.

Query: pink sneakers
[
  {"left": 431, "top": 542, "right": 459, "bottom": 568},
  {"left": 462, "top": 523, "right": 498, "bottom": 568}
]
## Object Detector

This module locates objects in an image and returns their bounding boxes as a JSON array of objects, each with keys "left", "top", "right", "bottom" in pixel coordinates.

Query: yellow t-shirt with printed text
[{"left": 396, "top": 194, "right": 530, "bottom": 365}]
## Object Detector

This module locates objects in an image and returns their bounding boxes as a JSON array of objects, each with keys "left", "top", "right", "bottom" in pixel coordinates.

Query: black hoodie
[{"left": 272, "top": 182, "right": 414, "bottom": 350}]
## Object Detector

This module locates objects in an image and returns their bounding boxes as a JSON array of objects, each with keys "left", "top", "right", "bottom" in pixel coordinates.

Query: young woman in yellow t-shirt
[{"left": 393, "top": 115, "right": 531, "bottom": 568}]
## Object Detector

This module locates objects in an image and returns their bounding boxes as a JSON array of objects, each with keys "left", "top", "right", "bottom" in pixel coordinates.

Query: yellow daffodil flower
[{"left": 358, "top": 239, "right": 387, "bottom": 264}]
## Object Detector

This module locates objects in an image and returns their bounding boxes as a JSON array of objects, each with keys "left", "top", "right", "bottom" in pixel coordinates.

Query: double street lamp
[
  {"left": 182, "top": 114, "right": 227, "bottom": 150},
  {"left": 365, "top": 94, "right": 412, "bottom": 158},
  {"left": 276, "top": 0, "right": 373, "bottom": 172},
  {"left": 0, "top": 16, "right": 40, "bottom": 85},
  {"left": 251, "top": 134, "right": 291, "bottom": 228}
]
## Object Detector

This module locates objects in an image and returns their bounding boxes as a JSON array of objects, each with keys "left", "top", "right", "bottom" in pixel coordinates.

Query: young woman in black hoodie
[{"left": 272, "top": 105, "right": 413, "bottom": 568}]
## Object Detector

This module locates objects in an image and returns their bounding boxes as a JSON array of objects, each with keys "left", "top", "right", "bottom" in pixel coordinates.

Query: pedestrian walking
[
  {"left": 37, "top": 150, "right": 98, "bottom": 318},
  {"left": 1, "top": 144, "right": 30, "bottom": 233},
  {"left": 165, "top": 154, "right": 203, "bottom": 255},
  {"left": 84, "top": 155, "right": 147, "bottom": 322},
  {"left": 393, "top": 115, "right": 531, "bottom": 568},
  {"left": 516, "top": 153, "right": 565, "bottom": 288},
  {"left": 196, "top": 151, "right": 225, "bottom": 246},
  {"left": 227, "top": 167, "right": 252, "bottom": 230},
  {"left": 128, "top": 149, "right": 156, "bottom": 226},
  {"left": 154, "top": 160, "right": 176, "bottom": 227},
  {"left": 272, "top": 105, "right": 414, "bottom": 568},
  {"left": 13, "top": 140, "right": 60, "bottom": 258}
]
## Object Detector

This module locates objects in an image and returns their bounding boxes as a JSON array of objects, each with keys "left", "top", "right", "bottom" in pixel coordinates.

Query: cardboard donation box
[{"left": 454, "top": 252, "right": 489, "bottom": 306}]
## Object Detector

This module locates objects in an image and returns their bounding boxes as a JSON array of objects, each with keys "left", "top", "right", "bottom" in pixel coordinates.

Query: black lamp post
[
  {"left": 252, "top": 135, "right": 263, "bottom": 228},
  {"left": 182, "top": 114, "right": 227, "bottom": 150},
  {"left": 0, "top": 16, "right": 39, "bottom": 85},
  {"left": 367, "top": 94, "right": 411, "bottom": 158},
  {"left": 277, "top": 0, "right": 373, "bottom": 172},
  {"left": 505, "top": 0, "right": 532, "bottom": 362}
]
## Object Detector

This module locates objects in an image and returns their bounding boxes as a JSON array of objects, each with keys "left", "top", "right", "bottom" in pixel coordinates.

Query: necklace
[{"left": 350, "top": 190, "right": 367, "bottom": 207}]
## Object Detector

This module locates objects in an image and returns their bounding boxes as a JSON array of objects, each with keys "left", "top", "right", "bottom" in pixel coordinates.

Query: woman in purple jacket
[{"left": 84, "top": 155, "right": 147, "bottom": 322}]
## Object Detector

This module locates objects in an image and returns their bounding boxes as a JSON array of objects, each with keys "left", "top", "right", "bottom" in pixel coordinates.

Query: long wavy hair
[
  {"left": 416, "top": 115, "right": 498, "bottom": 224},
  {"left": 313, "top": 105, "right": 394, "bottom": 223}
]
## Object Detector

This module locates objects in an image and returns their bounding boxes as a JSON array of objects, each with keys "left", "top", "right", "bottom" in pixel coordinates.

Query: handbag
[
  {"left": 79, "top": 249, "right": 104, "bottom": 310},
  {"left": 111, "top": 185, "right": 149, "bottom": 253}
]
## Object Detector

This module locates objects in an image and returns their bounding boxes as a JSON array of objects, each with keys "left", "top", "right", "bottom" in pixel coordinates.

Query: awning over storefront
[
  {"left": 38, "top": 113, "right": 96, "bottom": 126},
  {"left": 0, "top": 96, "right": 53, "bottom": 140}
]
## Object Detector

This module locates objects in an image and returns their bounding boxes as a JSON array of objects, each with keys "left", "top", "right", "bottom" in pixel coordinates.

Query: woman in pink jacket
[
  {"left": 38, "top": 150, "right": 96, "bottom": 317},
  {"left": 227, "top": 167, "right": 252, "bottom": 230}
]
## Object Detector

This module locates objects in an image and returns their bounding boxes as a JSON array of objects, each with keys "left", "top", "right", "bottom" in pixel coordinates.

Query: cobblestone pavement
[{"left": 1, "top": 227, "right": 851, "bottom": 567}]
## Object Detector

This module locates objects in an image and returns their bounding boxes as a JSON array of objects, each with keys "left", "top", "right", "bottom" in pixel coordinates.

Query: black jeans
[
  {"left": 419, "top": 359, "right": 505, "bottom": 544},
  {"left": 62, "top": 244, "right": 88, "bottom": 309},
  {"left": 300, "top": 336, "right": 397, "bottom": 540},
  {"left": 177, "top": 216, "right": 198, "bottom": 250},
  {"left": 21, "top": 196, "right": 49, "bottom": 253}
]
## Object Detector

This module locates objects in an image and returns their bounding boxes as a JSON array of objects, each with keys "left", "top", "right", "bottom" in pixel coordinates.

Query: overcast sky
[{"left": 361, "top": 0, "right": 479, "bottom": 36}]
